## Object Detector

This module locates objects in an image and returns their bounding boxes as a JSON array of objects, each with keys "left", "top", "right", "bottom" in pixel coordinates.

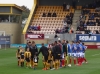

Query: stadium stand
[
  {"left": 76, "top": 0, "right": 100, "bottom": 34},
  {"left": 27, "top": 6, "right": 75, "bottom": 34}
]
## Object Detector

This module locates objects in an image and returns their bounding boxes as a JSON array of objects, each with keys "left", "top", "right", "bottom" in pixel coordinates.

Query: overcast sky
[{"left": 0, "top": 0, "right": 34, "bottom": 9}]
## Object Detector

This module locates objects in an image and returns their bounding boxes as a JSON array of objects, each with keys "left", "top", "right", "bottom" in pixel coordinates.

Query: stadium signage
[
  {"left": 25, "top": 34, "right": 44, "bottom": 39},
  {"left": 0, "top": 36, "right": 10, "bottom": 44},
  {"left": 76, "top": 34, "right": 100, "bottom": 42}
]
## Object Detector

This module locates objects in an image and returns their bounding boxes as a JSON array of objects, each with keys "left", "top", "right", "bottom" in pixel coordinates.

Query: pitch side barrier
[{"left": 76, "top": 34, "right": 100, "bottom": 49}]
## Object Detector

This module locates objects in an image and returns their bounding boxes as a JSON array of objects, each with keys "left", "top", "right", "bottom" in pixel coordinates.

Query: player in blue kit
[
  {"left": 67, "top": 41, "right": 72, "bottom": 67},
  {"left": 81, "top": 43, "right": 87, "bottom": 63},
  {"left": 76, "top": 41, "right": 82, "bottom": 66},
  {"left": 72, "top": 41, "right": 77, "bottom": 65}
]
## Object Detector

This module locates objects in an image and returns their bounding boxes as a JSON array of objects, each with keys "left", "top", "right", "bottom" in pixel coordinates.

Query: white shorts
[
  {"left": 62, "top": 53, "right": 64, "bottom": 59},
  {"left": 76, "top": 53, "right": 80, "bottom": 57},
  {"left": 72, "top": 53, "right": 76, "bottom": 57},
  {"left": 68, "top": 53, "right": 72, "bottom": 57},
  {"left": 79, "top": 52, "right": 83, "bottom": 57},
  {"left": 82, "top": 53, "right": 85, "bottom": 57}
]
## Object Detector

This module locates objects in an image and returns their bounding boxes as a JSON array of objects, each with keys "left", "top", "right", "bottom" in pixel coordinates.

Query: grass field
[{"left": 0, "top": 48, "right": 100, "bottom": 74}]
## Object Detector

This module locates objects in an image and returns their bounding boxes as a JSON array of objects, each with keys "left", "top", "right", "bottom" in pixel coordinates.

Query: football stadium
[{"left": 0, "top": 0, "right": 100, "bottom": 74}]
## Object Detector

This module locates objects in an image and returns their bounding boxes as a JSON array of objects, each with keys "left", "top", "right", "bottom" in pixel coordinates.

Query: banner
[
  {"left": 0, "top": 36, "right": 10, "bottom": 44},
  {"left": 25, "top": 34, "right": 44, "bottom": 39},
  {"left": 86, "top": 45, "right": 100, "bottom": 49},
  {"left": 76, "top": 34, "right": 100, "bottom": 42}
]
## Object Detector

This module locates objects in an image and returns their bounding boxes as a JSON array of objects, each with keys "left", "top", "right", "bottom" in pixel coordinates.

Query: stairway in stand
[{"left": 72, "top": 10, "right": 81, "bottom": 33}]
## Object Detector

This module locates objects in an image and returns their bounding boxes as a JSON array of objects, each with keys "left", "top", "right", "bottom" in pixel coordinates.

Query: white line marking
[{"left": 92, "top": 53, "right": 100, "bottom": 56}]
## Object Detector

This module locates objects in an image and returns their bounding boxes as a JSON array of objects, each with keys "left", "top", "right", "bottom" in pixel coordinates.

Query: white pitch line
[{"left": 92, "top": 53, "right": 100, "bottom": 56}]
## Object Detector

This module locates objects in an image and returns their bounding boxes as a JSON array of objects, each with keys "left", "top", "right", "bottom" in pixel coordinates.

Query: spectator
[
  {"left": 47, "top": 11, "right": 51, "bottom": 17},
  {"left": 90, "top": 14, "right": 94, "bottom": 20},
  {"left": 66, "top": 4, "right": 70, "bottom": 11},
  {"left": 42, "top": 12, "right": 46, "bottom": 17},
  {"left": 27, "top": 29, "right": 32, "bottom": 34},
  {"left": 67, "top": 20, "right": 71, "bottom": 26},
  {"left": 70, "top": 12, "right": 74, "bottom": 18},
  {"left": 52, "top": 11, "right": 57, "bottom": 17},
  {"left": 32, "top": 25, "right": 35, "bottom": 30},
  {"left": 72, "top": 0, "right": 76, "bottom": 9},
  {"left": 63, "top": 21, "right": 67, "bottom": 26},
  {"left": 89, "top": 31, "right": 93, "bottom": 38},
  {"left": 38, "top": 25, "right": 41, "bottom": 31},
  {"left": 55, "top": 28, "right": 59, "bottom": 34},
  {"left": 84, "top": 23, "right": 87, "bottom": 27},
  {"left": 66, "top": 14, "right": 70, "bottom": 19},
  {"left": 34, "top": 25, "right": 37, "bottom": 31},
  {"left": 54, "top": 34, "right": 58, "bottom": 38},
  {"left": 63, "top": 17, "right": 67, "bottom": 23},
  {"left": 63, "top": 2, "right": 66, "bottom": 11}
]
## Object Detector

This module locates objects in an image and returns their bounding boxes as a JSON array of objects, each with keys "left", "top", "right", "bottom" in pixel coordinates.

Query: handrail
[{"left": 23, "top": 2, "right": 36, "bottom": 34}]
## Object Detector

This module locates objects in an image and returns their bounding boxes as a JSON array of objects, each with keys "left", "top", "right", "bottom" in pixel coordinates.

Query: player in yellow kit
[
  {"left": 19, "top": 48, "right": 25, "bottom": 67},
  {"left": 47, "top": 46, "right": 53, "bottom": 69},
  {"left": 16, "top": 46, "right": 22, "bottom": 66},
  {"left": 24, "top": 48, "right": 31, "bottom": 68}
]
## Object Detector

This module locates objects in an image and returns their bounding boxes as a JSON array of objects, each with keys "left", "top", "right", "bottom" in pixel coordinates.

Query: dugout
[{"left": 0, "top": 4, "right": 23, "bottom": 44}]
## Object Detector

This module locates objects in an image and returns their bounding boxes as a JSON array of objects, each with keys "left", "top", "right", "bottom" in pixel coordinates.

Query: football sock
[
  {"left": 65, "top": 60, "right": 67, "bottom": 66},
  {"left": 56, "top": 60, "right": 58, "bottom": 69},
  {"left": 74, "top": 59, "right": 76, "bottom": 65},
  {"left": 48, "top": 63, "right": 50, "bottom": 69},
  {"left": 62, "top": 60, "right": 64, "bottom": 66},
  {"left": 21, "top": 62, "right": 22, "bottom": 67},
  {"left": 44, "top": 62, "right": 46, "bottom": 69},
  {"left": 43, "top": 62, "right": 45, "bottom": 68},
  {"left": 28, "top": 62, "right": 31, "bottom": 67},
  {"left": 18, "top": 61, "right": 19, "bottom": 66},
  {"left": 26, "top": 62, "right": 27, "bottom": 67},
  {"left": 46, "top": 62, "right": 48, "bottom": 69},
  {"left": 32, "top": 62, "right": 34, "bottom": 68},
  {"left": 58, "top": 60, "right": 60, "bottom": 68},
  {"left": 53, "top": 62, "right": 56, "bottom": 69},
  {"left": 79, "top": 58, "right": 82, "bottom": 65},
  {"left": 31, "top": 60, "right": 33, "bottom": 67},
  {"left": 69, "top": 58, "right": 72, "bottom": 64},
  {"left": 83, "top": 57, "right": 87, "bottom": 62},
  {"left": 21, "top": 62, "right": 24, "bottom": 67},
  {"left": 80, "top": 58, "right": 83, "bottom": 64},
  {"left": 77, "top": 58, "right": 79, "bottom": 64}
]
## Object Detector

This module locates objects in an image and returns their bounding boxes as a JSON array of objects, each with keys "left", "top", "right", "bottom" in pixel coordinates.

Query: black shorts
[
  {"left": 25, "top": 58, "right": 30, "bottom": 62},
  {"left": 48, "top": 60, "right": 52, "bottom": 63},
  {"left": 21, "top": 56, "right": 24, "bottom": 59},
  {"left": 56, "top": 55, "right": 61, "bottom": 60},
  {"left": 17, "top": 57, "right": 20, "bottom": 59},
  {"left": 31, "top": 56, "right": 34, "bottom": 60},
  {"left": 44, "top": 56, "right": 48, "bottom": 61}
]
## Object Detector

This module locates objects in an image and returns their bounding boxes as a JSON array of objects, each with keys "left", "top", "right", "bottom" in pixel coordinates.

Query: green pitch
[{"left": 0, "top": 48, "right": 100, "bottom": 74}]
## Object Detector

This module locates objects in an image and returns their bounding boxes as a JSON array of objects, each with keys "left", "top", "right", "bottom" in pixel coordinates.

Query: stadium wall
[
  {"left": 0, "top": 23, "right": 21, "bottom": 44},
  {"left": 38, "top": 0, "right": 94, "bottom": 6}
]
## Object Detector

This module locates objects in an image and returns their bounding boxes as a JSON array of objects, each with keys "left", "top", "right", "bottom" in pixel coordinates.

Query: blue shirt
[
  {"left": 82, "top": 45, "right": 87, "bottom": 53},
  {"left": 72, "top": 44, "right": 77, "bottom": 53},
  {"left": 77, "top": 44, "right": 82, "bottom": 52},
  {"left": 67, "top": 44, "right": 72, "bottom": 53}
]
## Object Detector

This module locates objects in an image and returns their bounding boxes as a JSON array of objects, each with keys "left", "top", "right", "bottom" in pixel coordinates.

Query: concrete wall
[
  {"left": 38, "top": 0, "right": 94, "bottom": 6},
  {"left": 0, "top": 23, "right": 21, "bottom": 44}
]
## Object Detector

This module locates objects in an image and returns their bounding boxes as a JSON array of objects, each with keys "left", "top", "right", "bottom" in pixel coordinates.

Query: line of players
[{"left": 16, "top": 40, "right": 87, "bottom": 70}]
